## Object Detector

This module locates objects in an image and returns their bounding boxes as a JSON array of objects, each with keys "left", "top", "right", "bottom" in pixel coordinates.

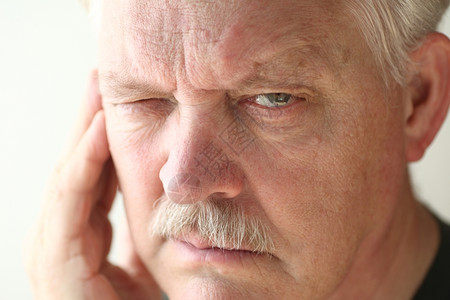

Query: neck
[{"left": 329, "top": 176, "right": 440, "bottom": 300}]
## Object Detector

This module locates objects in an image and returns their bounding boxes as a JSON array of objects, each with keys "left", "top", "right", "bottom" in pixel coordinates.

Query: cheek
[
  {"left": 106, "top": 121, "right": 164, "bottom": 197},
  {"left": 105, "top": 110, "right": 168, "bottom": 252},
  {"left": 104, "top": 103, "right": 173, "bottom": 197},
  {"left": 244, "top": 99, "right": 406, "bottom": 284},
  {"left": 240, "top": 138, "right": 369, "bottom": 292}
]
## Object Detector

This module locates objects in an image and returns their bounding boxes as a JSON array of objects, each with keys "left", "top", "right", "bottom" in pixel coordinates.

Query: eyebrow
[
  {"left": 101, "top": 73, "right": 317, "bottom": 104},
  {"left": 238, "top": 72, "right": 318, "bottom": 92},
  {"left": 100, "top": 48, "right": 325, "bottom": 103},
  {"left": 99, "top": 71, "right": 173, "bottom": 103}
]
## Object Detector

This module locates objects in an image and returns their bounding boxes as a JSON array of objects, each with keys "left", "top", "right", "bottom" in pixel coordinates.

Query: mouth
[
  {"left": 169, "top": 233, "right": 272, "bottom": 265},
  {"left": 176, "top": 233, "right": 256, "bottom": 252}
]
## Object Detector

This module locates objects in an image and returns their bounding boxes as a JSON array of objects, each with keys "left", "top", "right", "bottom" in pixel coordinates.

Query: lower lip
[{"left": 171, "top": 239, "right": 264, "bottom": 265}]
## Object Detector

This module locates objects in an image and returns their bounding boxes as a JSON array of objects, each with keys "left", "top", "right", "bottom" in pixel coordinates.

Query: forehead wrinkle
[
  {"left": 176, "top": 2, "right": 241, "bottom": 90},
  {"left": 184, "top": 36, "right": 330, "bottom": 92},
  {"left": 122, "top": 0, "right": 185, "bottom": 89},
  {"left": 102, "top": 0, "right": 352, "bottom": 99},
  {"left": 181, "top": 2, "right": 342, "bottom": 91},
  {"left": 123, "top": 1, "right": 234, "bottom": 81}
]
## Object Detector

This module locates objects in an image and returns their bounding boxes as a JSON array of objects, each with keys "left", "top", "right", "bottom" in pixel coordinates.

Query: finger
[
  {"left": 116, "top": 218, "right": 153, "bottom": 279},
  {"left": 95, "top": 159, "right": 118, "bottom": 214},
  {"left": 116, "top": 216, "right": 134, "bottom": 269},
  {"left": 73, "top": 69, "right": 102, "bottom": 145},
  {"left": 115, "top": 216, "right": 144, "bottom": 274},
  {"left": 61, "top": 69, "right": 102, "bottom": 161},
  {"left": 106, "top": 220, "right": 161, "bottom": 298},
  {"left": 51, "top": 110, "right": 111, "bottom": 239},
  {"left": 102, "top": 262, "right": 161, "bottom": 300},
  {"left": 93, "top": 159, "right": 118, "bottom": 258}
]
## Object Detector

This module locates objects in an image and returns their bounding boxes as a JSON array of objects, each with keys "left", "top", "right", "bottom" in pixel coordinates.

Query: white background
[{"left": 0, "top": 1, "right": 449, "bottom": 299}]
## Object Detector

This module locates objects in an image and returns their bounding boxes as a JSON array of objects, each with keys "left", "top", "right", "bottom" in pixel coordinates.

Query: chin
[
  {"left": 163, "top": 275, "right": 285, "bottom": 300},
  {"left": 149, "top": 240, "right": 287, "bottom": 300}
]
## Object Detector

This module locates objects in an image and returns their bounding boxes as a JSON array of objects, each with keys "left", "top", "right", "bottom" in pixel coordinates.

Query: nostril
[{"left": 166, "top": 172, "right": 203, "bottom": 204}]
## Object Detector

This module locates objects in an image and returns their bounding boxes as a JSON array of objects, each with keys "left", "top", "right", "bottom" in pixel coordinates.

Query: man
[{"left": 25, "top": 0, "right": 450, "bottom": 299}]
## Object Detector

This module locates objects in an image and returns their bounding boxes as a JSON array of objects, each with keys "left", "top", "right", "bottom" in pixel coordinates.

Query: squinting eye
[{"left": 254, "top": 93, "right": 295, "bottom": 108}]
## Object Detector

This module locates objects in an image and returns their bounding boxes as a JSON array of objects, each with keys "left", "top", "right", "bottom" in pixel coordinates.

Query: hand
[{"left": 25, "top": 70, "right": 161, "bottom": 300}]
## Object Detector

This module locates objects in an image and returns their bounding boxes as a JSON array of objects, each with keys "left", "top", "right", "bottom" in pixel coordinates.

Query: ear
[{"left": 405, "top": 33, "right": 450, "bottom": 162}]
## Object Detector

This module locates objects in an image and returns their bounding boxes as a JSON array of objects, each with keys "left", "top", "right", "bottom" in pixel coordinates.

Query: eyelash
[
  {"left": 247, "top": 93, "right": 306, "bottom": 107},
  {"left": 119, "top": 92, "right": 308, "bottom": 120},
  {"left": 117, "top": 98, "right": 175, "bottom": 117}
]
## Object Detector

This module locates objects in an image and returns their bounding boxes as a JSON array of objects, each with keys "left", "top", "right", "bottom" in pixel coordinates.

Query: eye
[
  {"left": 254, "top": 93, "right": 295, "bottom": 108},
  {"left": 115, "top": 98, "right": 175, "bottom": 118}
]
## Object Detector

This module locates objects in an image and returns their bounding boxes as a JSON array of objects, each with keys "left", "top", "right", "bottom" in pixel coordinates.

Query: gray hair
[
  {"left": 346, "top": 0, "right": 450, "bottom": 87},
  {"left": 150, "top": 197, "right": 275, "bottom": 254},
  {"left": 82, "top": 0, "right": 449, "bottom": 86}
]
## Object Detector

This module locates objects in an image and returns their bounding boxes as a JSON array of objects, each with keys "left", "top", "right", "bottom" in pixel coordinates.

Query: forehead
[{"left": 99, "top": 0, "right": 352, "bottom": 95}]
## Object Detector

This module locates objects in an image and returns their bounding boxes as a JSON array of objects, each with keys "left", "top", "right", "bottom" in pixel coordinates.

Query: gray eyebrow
[
  {"left": 99, "top": 71, "right": 172, "bottom": 103},
  {"left": 100, "top": 45, "right": 327, "bottom": 103}
]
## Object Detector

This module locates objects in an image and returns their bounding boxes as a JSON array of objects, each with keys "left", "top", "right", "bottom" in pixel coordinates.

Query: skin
[{"left": 25, "top": 0, "right": 450, "bottom": 299}]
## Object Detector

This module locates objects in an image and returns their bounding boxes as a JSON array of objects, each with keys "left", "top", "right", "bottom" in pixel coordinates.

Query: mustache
[{"left": 150, "top": 196, "right": 275, "bottom": 254}]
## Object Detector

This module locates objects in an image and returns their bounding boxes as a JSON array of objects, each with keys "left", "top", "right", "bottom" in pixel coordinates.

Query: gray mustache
[{"left": 150, "top": 197, "right": 275, "bottom": 254}]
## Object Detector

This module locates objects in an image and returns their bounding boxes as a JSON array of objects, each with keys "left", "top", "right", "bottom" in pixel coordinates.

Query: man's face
[{"left": 99, "top": 0, "right": 408, "bottom": 298}]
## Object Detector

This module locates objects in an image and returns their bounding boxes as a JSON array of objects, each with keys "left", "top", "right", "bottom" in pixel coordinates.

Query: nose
[{"left": 159, "top": 110, "right": 244, "bottom": 204}]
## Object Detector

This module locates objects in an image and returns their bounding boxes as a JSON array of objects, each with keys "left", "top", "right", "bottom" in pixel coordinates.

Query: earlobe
[{"left": 405, "top": 33, "right": 450, "bottom": 162}]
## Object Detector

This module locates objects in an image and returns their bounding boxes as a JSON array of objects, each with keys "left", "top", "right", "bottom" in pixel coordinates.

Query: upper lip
[{"left": 174, "top": 233, "right": 255, "bottom": 252}]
